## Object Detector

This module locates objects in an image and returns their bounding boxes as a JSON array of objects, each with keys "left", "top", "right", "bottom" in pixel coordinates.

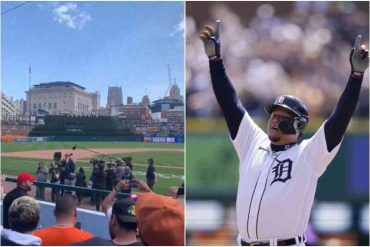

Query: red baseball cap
[{"left": 17, "top": 172, "right": 36, "bottom": 184}]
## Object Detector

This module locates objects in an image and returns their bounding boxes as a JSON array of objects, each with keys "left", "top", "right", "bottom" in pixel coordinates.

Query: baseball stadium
[
  {"left": 186, "top": 1, "right": 369, "bottom": 246},
  {"left": 1, "top": 1, "right": 185, "bottom": 245}
]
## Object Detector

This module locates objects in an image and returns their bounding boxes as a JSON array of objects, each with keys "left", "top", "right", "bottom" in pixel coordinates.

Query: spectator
[
  {"left": 2, "top": 172, "right": 36, "bottom": 229},
  {"left": 145, "top": 158, "right": 156, "bottom": 190},
  {"left": 121, "top": 166, "right": 135, "bottom": 195},
  {"left": 106, "top": 163, "right": 115, "bottom": 192},
  {"left": 92, "top": 163, "right": 107, "bottom": 211},
  {"left": 59, "top": 154, "right": 69, "bottom": 195},
  {"left": 0, "top": 172, "right": 5, "bottom": 200},
  {"left": 1, "top": 196, "right": 42, "bottom": 246},
  {"left": 75, "top": 167, "right": 87, "bottom": 204},
  {"left": 124, "top": 157, "right": 133, "bottom": 171},
  {"left": 135, "top": 180, "right": 184, "bottom": 246},
  {"left": 75, "top": 182, "right": 141, "bottom": 246},
  {"left": 35, "top": 162, "right": 48, "bottom": 200},
  {"left": 33, "top": 194, "right": 93, "bottom": 245},
  {"left": 64, "top": 154, "right": 76, "bottom": 194},
  {"left": 114, "top": 161, "right": 124, "bottom": 186},
  {"left": 49, "top": 162, "right": 60, "bottom": 202}
]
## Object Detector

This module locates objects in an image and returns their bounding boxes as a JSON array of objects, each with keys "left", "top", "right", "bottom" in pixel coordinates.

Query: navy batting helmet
[{"left": 265, "top": 95, "right": 309, "bottom": 134}]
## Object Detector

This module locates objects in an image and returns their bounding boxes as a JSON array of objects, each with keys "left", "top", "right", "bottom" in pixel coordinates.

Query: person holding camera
[
  {"left": 35, "top": 162, "right": 48, "bottom": 200},
  {"left": 49, "top": 162, "right": 60, "bottom": 202},
  {"left": 59, "top": 154, "right": 69, "bottom": 195},
  {"left": 75, "top": 167, "right": 87, "bottom": 205},
  {"left": 64, "top": 154, "right": 76, "bottom": 194},
  {"left": 92, "top": 162, "right": 107, "bottom": 211},
  {"left": 105, "top": 163, "right": 116, "bottom": 192}
]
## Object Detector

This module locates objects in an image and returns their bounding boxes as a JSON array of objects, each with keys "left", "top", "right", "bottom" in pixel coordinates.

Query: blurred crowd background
[
  {"left": 186, "top": 1, "right": 369, "bottom": 119},
  {"left": 186, "top": 1, "right": 369, "bottom": 246}
]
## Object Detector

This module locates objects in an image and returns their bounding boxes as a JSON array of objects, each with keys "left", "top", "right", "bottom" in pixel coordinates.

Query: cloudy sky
[{"left": 2, "top": 1, "right": 184, "bottom": 106}]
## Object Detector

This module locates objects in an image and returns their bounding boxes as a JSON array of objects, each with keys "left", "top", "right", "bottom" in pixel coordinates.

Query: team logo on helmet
[{"left": 275, "top": 96, "right": 285, "bottom": 104}]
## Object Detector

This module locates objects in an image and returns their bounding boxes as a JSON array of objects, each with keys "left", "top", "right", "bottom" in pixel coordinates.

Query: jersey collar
[{"left": 270, "top": 142, "right": 297, "bottom": 152}]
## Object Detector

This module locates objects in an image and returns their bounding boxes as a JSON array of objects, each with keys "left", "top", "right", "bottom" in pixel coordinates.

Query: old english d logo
[{"left": 270, "top": 159, "right": 292, "bottom": 185}]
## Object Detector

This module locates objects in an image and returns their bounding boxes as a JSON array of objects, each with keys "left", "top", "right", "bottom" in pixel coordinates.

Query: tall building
[
  {"left": 127, "top": 96, "right": 133, "bottom": 105},
  {"left": 107, "top": 86, "right": 123, "bottom": 107},
  {"left": 90, "top": 91, "right": 100, "bottom": 111},
  {"left": 14, "top": 99, "right": 27, "bottom": 115},
  {"left": 141, "top": 95, "right": 150, "bottom": 107},
  {"left": 26, "top": 81, "right": 98, "bottom": 115},
  {"left": 1, "top": 92, "right": 16, "bottom": 116},
  {"left": 169, "top": 83, "right": 182, "bottom": 100}
]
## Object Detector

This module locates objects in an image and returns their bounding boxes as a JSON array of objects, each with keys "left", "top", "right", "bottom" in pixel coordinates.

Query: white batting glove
[{"left": 350, "top": 35, "right": 369, "bottom": 78}]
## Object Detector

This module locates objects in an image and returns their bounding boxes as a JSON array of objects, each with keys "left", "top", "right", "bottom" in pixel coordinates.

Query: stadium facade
[{"left": 26, "top": 81, "right": 100, "bottom": 115}]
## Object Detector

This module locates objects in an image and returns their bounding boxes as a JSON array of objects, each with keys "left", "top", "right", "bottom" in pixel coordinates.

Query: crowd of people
[
  {"left": 1, "top": 172, "right": 184, "bottom": 246},
  {"left": 186, "top": 1, "right": 369, "bottom": 119},
  {"left": 32, "top": 152, "right": 159, "bottom": 211}
]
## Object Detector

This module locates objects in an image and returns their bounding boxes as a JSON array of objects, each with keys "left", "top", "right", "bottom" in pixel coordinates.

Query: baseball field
[{"left": 1, "top": 141, "right": 184, "bottom": 196}]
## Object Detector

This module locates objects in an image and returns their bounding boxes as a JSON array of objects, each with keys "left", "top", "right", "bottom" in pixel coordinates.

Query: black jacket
[{"left": 2, "top": 187, "right": 28, "bottom": 229}]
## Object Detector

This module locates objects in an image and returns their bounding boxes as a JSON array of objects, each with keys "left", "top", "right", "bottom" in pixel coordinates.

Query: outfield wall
[
  {"left": 15, "top": 135, "right": 144, "bottom": 142},
  {"left": 13, "top": 135, "right": 185, "bottom": 143}
]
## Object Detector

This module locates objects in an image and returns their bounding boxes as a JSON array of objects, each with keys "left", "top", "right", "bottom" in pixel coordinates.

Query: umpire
[{"left": 200, "top": 21, "right": 368, "bottom": 246}]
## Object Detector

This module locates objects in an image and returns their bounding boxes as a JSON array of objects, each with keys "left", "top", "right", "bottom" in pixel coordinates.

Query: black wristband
[{"left": 350, "top": 71, "right": 364, "bottom": 79}]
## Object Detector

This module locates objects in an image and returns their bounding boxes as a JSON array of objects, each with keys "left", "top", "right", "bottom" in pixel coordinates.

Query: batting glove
[
  {"left": 200, "top": 20, "right": 221, "bottom": 61},
  {"left": 350, "top": 35, "right": 369, "bottom": 78}
]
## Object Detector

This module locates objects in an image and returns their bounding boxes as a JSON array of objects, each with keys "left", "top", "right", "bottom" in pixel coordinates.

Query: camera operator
[
  {"left": 49, "top": 162, "right": 60, "bottom": 202},
  {"left": 105, "top": 163, "right": 115, "bottom": 191},
  {"left": 59, "top": 154, "right": 69, "bottom": 195},
  {"left": 91, "top": 161, "right": 107, "bottom": 211},
  {"left": 75, "top": 167, "right": 87, "bottom": 205},
  {"left": 114, "top": 161, "right": 124, "bottom": 187},
  {"left": 64, "top": 153, "right": 76, "bottom": 194}
]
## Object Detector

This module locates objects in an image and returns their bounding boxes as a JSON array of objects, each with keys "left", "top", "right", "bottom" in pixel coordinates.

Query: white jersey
[{"left": 232, "top": 112, "right": 341, "bottom": 241}]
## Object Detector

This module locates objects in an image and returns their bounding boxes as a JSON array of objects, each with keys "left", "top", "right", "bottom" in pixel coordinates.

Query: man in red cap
[{"left": 2, "top": 172, "right": 35, "bottom": 229}]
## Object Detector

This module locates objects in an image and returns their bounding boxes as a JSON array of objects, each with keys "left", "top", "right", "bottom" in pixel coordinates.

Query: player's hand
[
  {"left": 200, "top": 20, "right": 221, "bottom": 61},
  {"left": 350, "top": 35, "right": 369, "bottom": 77}
]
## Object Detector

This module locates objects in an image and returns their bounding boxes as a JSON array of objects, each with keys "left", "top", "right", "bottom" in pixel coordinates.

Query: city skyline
[{"left": 2, "top": 1, "right": 184, "bottom": 106}]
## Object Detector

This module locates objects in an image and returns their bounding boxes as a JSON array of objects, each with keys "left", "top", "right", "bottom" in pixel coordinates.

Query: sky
[{"left": 1, "top": 1, "right": 184, "bottom": 106}]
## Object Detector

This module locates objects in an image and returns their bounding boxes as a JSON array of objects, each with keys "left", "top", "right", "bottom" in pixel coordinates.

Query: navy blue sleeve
[
  {"left": 324, "top": 75, "right": 363, "bottom": 152},
  {"left": 210, "top": 59, "right": 245, "bottom": 140}
]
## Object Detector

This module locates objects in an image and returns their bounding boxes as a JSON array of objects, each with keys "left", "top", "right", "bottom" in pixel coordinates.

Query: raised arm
[
  {"left": 200, "top": 21, "right": 245, "bottom": 139},
  {"left": 324, "top": 35, "right": 369, "bottom": 152}
]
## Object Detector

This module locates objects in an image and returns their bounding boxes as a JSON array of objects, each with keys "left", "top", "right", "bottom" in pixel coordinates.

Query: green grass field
[{"left": 1, "top": 142, "right": 184, "bottom": 196}]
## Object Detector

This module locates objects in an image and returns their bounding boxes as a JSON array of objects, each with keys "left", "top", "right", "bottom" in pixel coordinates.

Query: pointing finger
[
  {"left": 215, "top": 20, "right": 221, "bottom": 40},
  {"left": 354, "top": 35, "right": 362, "bottom": 50}
]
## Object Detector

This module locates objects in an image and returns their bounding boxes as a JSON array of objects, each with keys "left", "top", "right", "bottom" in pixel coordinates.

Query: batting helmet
[{"left": 265, "top": 95, "right": 309, "bottom": 135}]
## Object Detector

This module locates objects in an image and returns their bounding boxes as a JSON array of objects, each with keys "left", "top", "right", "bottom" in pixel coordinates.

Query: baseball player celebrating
[{"left": 200, "top": 20, "right": 369, "bottom": 246}]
